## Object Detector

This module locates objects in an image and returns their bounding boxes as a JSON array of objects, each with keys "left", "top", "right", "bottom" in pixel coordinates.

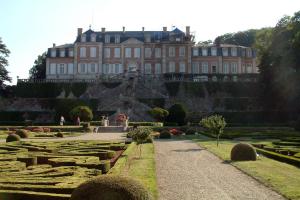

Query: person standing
[
  {"left": 60, "top": 116, "right": 65, "bottom": 126},
  {"left": 76, "top": 116, "right": 80, "bottom": 126}
]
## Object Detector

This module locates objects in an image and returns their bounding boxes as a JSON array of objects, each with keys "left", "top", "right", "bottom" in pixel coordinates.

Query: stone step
[{"left": 95, "top": 126, "right": 125, "bottom": 133}]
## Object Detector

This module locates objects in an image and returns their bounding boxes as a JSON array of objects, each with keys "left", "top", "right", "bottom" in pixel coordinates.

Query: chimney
[
  {"left": 53, "top": 43, "right": 56, "bottom": 47},
  {"left": 142, "top": 27, "right": 145, "bottom": 32},
  {"left": 186, "top": 26, "right": 190, "bottom": 36},
  {"left": 163, "top": 27, "right": 167, "bottom": 32},
  {"left": 77, "top": 28, "right": 83, "bottom": 36},
  {"left": 101, "top": 27, "right": 105, "bottom": 33},
  {"left": 122, "top": 26, "right": 125, "bottom": 33}
]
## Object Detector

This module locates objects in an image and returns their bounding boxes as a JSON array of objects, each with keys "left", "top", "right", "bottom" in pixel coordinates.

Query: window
[
  {"left": 114, "top": 48, "right": 120, "bottom": 58},
  {"left": 223, "top": 63, "right": 229, "bottom": 74},
  {"left": 69, "top": 49, "right": 74, "bottom": 57},
  {"left": 59, "top": 64, "right": 65, "bottom": 74},
  {"left": 242, "top": 49, "right": 246, "bottom": 57},
  {"left": 193, "top": 48, "right": 198, "bottom": 56},
  {"left": 134, "top": 48, "right": 140, "bottom": 58},
  {"left": 211, "top": 47, "right": 217, "bottom": 56},
  {"left": 115, "top": 35, "right": 120, "bottom": 43},
  {"left": 60, "top": 50, "right": 65, "bottom": 57},
  {"left": 51, "top": 50, "right": 56, "bottom": 57},
  {"left": 80, "top": 47, "right": 86, "bottom": 58},
  {"left": 231, "top": 63, "right": 238, "bottom": 74},
  {"left": 169, "top": 62, "right": 175, "bottom": 72},
  {"left": 81, "top": 34, "right": 86, "bottom": 42},
  {"left": 68, "top": 63, "right": 74, "bottom": 74},
  {"left": 115, "top": 64, "right": 122, "bottom": 74},
  {"left": 105, "top": 35, "right": 110, "bottom": 43},
  {"left": 155, "top": 48, "right": 161, "bottom": 58},
  {"left": 89, "top": 63, "right": 97, "bottom": 73},
  {"left": 91, "top": 34, "right": 96, "bottom": 42},
  {"left": 169, "top": 47, "right": 175, "bottom": 57},
  {"left": 103, "top": 64, "right": 109, "bottom": 74},
  {"left": 155, "top": 63, "right": 161, "bottom": 74},
  {"left": 144, "top": 63, "right": 152, "bottom": 74},
  {"left": 247, "top": 48, "right": 252, "bottom": 57},
  {"left": 50, "top": 63, "right": 56, "bottom": 74},
  {"left": 201, "top": 62, "right": 208, "bottom": 73},
  {"left": 179, "top": 62, "right": 185, "bottom": 73},
  {"left": 90, "top": 47, "right": 97, "bottom": 58},
  {"left": 212, "top": 66, "right": 217, "bottom": 73},
  {"left": 104, "top": 48, "right": 110, "bottom": 58},
  {"left": 79, "top": 63, "right": 86, "bottom": 73},
  {"left": 108, "top": 64, "right": 114, "bottom": 74},
  {"left": 179, "top": 47, "right": 185, "bottom": 56},
  {"left": 145, "top": 34, "right": 151, "bottom": 43},
  {"left": 202, "top": 48, "right": 208, "bottom": 56},
  {"left": 242, "top": 64, "right": 246, "bottom": 73},
  {"left": 231, "top": 47, "right": 237, "bottom": 56},
  {"left": 222, "top": 48, "right": 228, "bottom": 56},
  {"left": 145, "top": 48, "right": 151, "bottom": 58},
  {"left": 192, "top": 63, "right": 199, "bottom": 74},
  {"left": 246, "top": 64, "right": 252, "bottom": 73},
  {"left": 125, "top": 48, "right": 131, "bottom": 58}
]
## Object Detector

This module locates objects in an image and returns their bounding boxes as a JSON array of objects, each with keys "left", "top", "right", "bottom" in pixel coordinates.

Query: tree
[
  {"left": 149, "top": 107, "right": 169, "bottom": 122},
  {"left": 0, "top": 37, "right": 11, "bottom": 87},
  {"left": 200, "top": 115, "right": 226, "bottom": 147},
  {"left": 69, "top": 106, "right": 93, "bottom": 122},
  {"left": 29, "top": 52, "right": 46, "bottom": 79},
  {"left": 129, "top": 127, "right": 152, "bottom": 158},
  {"left": 166, "top": 103, "right": 187, "bottom": 126},
  {"left": 214, "top": 29, "right": 257, "bottom": 47}
]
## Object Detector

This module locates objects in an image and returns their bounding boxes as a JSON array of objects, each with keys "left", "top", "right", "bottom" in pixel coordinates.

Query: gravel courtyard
[{"left": 154, "top": 139, "right": 286, "bottom": 200}]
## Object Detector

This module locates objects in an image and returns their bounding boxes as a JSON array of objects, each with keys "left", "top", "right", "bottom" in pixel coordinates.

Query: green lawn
[
  {"left": 190, "top": 135, "right": 300, "bottom": 200},
  {"left": 110, "top": 142, "right": 158, "bottom": 199}
]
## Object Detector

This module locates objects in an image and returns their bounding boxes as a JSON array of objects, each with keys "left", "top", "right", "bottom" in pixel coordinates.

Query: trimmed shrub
[
  {"left": 70, "top": 175, "right": 152, "bottom": 200},
  {"left": 56, "top": 132, "right": 64, "bottom": 138},
  {"left": 159, "top": 130, "right": 171, "bottom": 139},
  {"left": 70, "top": 106, "right": 93, "bottom": 122},
  {"left": 166, "top": 103, "right": 187, "bottom": 126},
  {"left": 169, "top": 128, "right": 183, "bottom": 136},
  {"left": 31, "top": 127, "right": 44, "bottom": 133},
  {"left": 81, "top": 122, "right": 90, "bottom": 129},
  {"left": 15, "top": 129, "right": 29, "bottom": 138},
  {"left": 6, "top": 133, "right": 21, "bottom": 142},
  {"left": 148, "top": 107, "right": 169, "bottom": 122},
  {"left": 186, "top": 128, "right": 196, "bottom": 135},
  {"left": 43, "top": 127, "right": 51, "bottom": 132},
  {"left": 231, "top": 143, "right": 257, "bottom": 161}
]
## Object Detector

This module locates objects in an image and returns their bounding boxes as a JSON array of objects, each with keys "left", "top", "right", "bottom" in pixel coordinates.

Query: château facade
[{"left": 46, "top": 26, "right": 257, "bottom": 81}]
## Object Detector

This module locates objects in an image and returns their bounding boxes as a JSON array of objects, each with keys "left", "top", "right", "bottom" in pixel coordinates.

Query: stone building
[{"left": 46, "top": 26, "right": 257, "bottom": 81}]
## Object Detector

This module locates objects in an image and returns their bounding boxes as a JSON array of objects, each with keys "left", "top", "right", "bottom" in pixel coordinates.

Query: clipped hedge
[
  {"left": 129, "top": 122, "right": 163, "bottom": 127},
  {"left": 231, "top": 143, "right": 257, "bottom": 161}
]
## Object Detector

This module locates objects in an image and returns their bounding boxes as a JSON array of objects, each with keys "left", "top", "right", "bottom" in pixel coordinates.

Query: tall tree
[
  {"left": 0, "top": 37, "right": 11, "bottom": 87},
  {"left": 214, "top": 29, "right": 258, "bottom": 47},
  {"left": 29, "top": 52, "right": 46, "bottom": 79}
]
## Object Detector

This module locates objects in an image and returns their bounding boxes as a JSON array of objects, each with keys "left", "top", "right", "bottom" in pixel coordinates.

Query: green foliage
[
  {"left": 0, "top": 37, "right": 12, "bottom": 86},
  {"left": 148, "top": 107, "right": 169, "bottom": 122},
  {"left": 183, "top": 82, "right": 205, "bottom": 97},
  {"left": 230, "top": 143, "right": 257, "bottom": 161},
  {"left": 294, "top": 117, "right": 300, "bottom": 131},
  {"left": 69, "top": 106, "right": 93, "bottom": 122},
  {"left": 137, "top": 98, "right": 165, "bottom": 108},
  {"left": 167, "top": 103, "right": 187, "bottom": 126},
  {"left": 200, "top": 115, "right": 226, "bottom": 146},
  {"left": 159, "top": 130, "right": 171, "bottom": 139},
  {"left": 128, "top": 127, "right": 152, "bottom": 157},
  {"left": 186, "top": 128, "right": 196, "bottom": 135},
  {"left": 214, "top": 29, "right": 258, "bottom": 47},
  {"left": 164, "top": 82, "right": 180, "bottom": 96},
  {"left": 29, "top": 52, "right": 46, "bottom": 79},
  {"left": 128, "top": 122, "right": 163, "bottom": 127},
  {"left": 56, "top": 132, "right": 64, "bottom": 138},
  {"left": 15, "top": 129, "right": 29, "bottom": 138},
  {"left": 6, "top": 133, "right": 21, "bottom": 142},
  {"left": 70, "top": 175, "right": 152, "bottom": 200}
]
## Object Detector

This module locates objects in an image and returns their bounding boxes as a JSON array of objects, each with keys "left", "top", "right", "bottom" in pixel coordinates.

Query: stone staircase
[{"left": 95, "top": 126, "right": 125, "bottom": 133}]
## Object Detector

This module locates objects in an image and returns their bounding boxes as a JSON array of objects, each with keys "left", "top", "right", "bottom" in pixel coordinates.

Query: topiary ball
[
  {"left": 15, "top": 129, "right": 29, "bottom": 138},
  {"left": 159, "top": 130, "right": 171, "bottom": 139},
  {"left": 56, "top": 132, "right": 64, "bottom": 138},
  {"left": 70, "top": 175, "right": 152, "bottom": 200},
  {"left": 6, "top": 133, "right": 21, "bottom": 142},
  {"left": 231, "top": 143, "right": 257, "bottom": 161}
]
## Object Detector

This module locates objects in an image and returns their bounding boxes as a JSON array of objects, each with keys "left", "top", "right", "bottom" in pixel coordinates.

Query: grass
[
  {"left": 110, "top": 142, "right": 158, "bottom": 199},
  {"left": 189, "top": 135, "right": 300, "bottom": 200}
]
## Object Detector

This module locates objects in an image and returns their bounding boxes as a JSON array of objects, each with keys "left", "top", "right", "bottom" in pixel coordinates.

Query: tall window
[
  {"left": 223, "top": 63, "right": 229, "bottom": 74},
  {"left": 179, "top": 47, "right": 185, "bottom": 56},
  {"left": 168, "top": 62, "right": 175, "bottom": 72},
  {"left": 115, "top": 35, "right": 120, "bottom": 43},
  {"left": 192, "top": 48, "right": 198, "bottom": 56},
  {"left": 155, "top": 48, "right": 161, "bottom": 58},
  {"left": 125, "top": 48, "right": 131, "bottom": 58},
  {"left": 155, "top": 63, "right": 161, "bottom": 74},
  {"left": 115, "top": 64, "right": 123, "bottom": 74},
  {"left": 231, "top": 63, "right": 238, "bottom": 74},
  {"left": 90, "top": 47, "right": 97, "bottom": 58},
  {"left": 211, "top": 47, "right": 217, "bottom": 56},
  {"left": 91, "top": 34, "right": 96, "bottom": 42},
  {"left": 105, "top": 35, "right": 110, "bottom": 43},
  {"left": 212, "top": 66, "right": 217, "bottom": 73},
  {"left": 79, "top": 63, "right": 86, "bottom": 73},
  {"left": 69, "top": 49, "right": 74, "bottom": 57},
  {"left": 144, "top": 63, "right": 152, "bottom": 74},
  {"left": 103, "top": 64, "right": 109, "bottom": 74},
  {"left": 192, "top": 63, "right": 199, "bottom": 74},
  {"left": 68, "top": 63, "right": 74, "bottom": 74},
  {"left": 108, "top": 64, "right": 114, "bottom": 74},
  {"left": 81, "top": 34, "right": 86, "bottom": 42},
  {"left": 201, "top": 62, "right": 208, "bottom": 73},
  {"left": 50, "top": 63, "right": 56, "bottom": 74},
  {"left": 145, "top": 48, "right": 151, "bottom": 58},
  {"left": 231, "top": 47, "right": 237, "bottom": 56},
  {"left": 179, "top": 62, "right": 185, "bottom": 73},
  {"left": 60, "top": 49, "right": 65, "bottom": 57},
  {"left": 246, "top": 64, "right": 252, "bottom": 73},
  {"left": 114, "top": 48, "right": 120, "bottom": 58},
  {"left": 51, "top": 50, "right": 56, "bottom": 57},
  {"left": 246, "top": 48, "right": 252, "bottom": 57},
  {"left": 89, "top": 63, "right": 97, "bottom": 73},
  {"left": 80, "top": 47, "right": 86, "bottom": 58},
  {"left": 104, "top": 48, "right": 110, "bottom": 58},
  {"left": 169, "top": 47, "right": 175, "bottom": 57},
  {"left": 145, "top": 34, "right": 151, "bottom": 43},
  {"left": 202, "top": 48, "right": 208, "bottom": 56},
  {"left": 222, "top": 48, "right": 228, "bottom": 56},
  {"left": 59, "top": 64, "right": 65, "bottom": 74},
  {"left": 134, "top": 48, "right": 140, "bottom": 58}
]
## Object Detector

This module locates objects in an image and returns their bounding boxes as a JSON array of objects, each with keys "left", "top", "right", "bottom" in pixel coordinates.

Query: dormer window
[
  {"left": 202, "top": 48, "right": 208, "bottom": 56},
  {"left": 115, "top": 35, "right": 120, "bottom": 43},
  {"left": 145, "top": 34, "right": 151, "bottom": 43},
  {"left": 105, "top": 35, "right": 110, "bottom": 43},
  {"left": 231, "top": 47, "right": 237, "bottom": 56},
  {"left": 211, "top": 47, "right": 217, "bottom": 56},
  {"left": 81, "top": 34, "right": 86, "bottom": 42},
  {"left": 246, "top": 48, "right": 252, "bottom": 57},
  {"left": 91, "top": 34, "right": 96, "bottom": 42},
  {"left": 51, "top": 49, "right": 56, "bottom": 57},
  {"left": 60, "top": 49, "right": 65, "bottom": 57},
  {"left": 222, "top": 47, "right": 228, "bottom": 56},
  {"left": 69, "top": 49, "right": 74, "bottom": 57}
]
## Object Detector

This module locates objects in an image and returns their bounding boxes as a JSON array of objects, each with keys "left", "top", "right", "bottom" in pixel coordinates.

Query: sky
[{"left": 1, "top": 0, "right": 300, "bottom": 85}]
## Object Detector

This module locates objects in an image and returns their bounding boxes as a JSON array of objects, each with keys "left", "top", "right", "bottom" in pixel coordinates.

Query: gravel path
[{"left": 154, "top": 139, "right": 285, "bottom": 200}]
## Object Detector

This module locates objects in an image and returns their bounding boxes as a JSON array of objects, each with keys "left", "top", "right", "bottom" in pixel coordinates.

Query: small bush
[
  {"left": 186, "top": 128, "right": 196, "bottom": 135},
  {"left": 231, "top": 143, "right": 257, "bottom": 161},
  {"left": 6, "top": 133, "right": 21, "bottom": 142},
  {"left": 56, "top": 132, "right": 64, "bottom": 138},
  {"left": 159, "top": 130, "right": 171, "bottom": 139},
  {"left": 69, "top": 106, "right": 93, "bottom": 122},
  {"left": 82, "top": 122, "right": 90, "bottom": 129},
  {"left": 43, "top": 127, "right": 51, "bottom": 132},
  {"left": 166, "top": 103, "right": 187, "bottom": 126},
  {"left": 31, "top": 127, "right": 44, "bottom": 132},
  {"left": 169, "top": 128, "right": 183, "bottom": 136},
  {"left": 15, "top": 129, "right": 29, "bottom": 138},
  {"left": 70, "top": 175, "right": 152, "bottom": 200}
]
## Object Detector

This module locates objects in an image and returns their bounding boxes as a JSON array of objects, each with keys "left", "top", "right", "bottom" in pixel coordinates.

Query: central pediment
[{"left": 122, "top": 38, "right": 144, "bottom": 45}]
